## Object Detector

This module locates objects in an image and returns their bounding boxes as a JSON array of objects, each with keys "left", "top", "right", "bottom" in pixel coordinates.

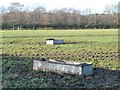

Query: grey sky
[{"left": 0, "top": 0, "right": 119, "bottom": 13}]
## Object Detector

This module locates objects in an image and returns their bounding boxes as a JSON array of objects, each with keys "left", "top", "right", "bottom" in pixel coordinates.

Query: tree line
[{"left": 0, "top": 3, "right": 118, "bottom": 30}]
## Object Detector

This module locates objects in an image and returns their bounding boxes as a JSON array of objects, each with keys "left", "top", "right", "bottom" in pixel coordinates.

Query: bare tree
[
  {"left": 7, "top": 2, "right": 24, "bottom": 29},
  {"left": 104, "top": 3, "right": 118, "bottom": 14},
  {"left": 1, "top": 4, "right": 118, "bottom": 29},
  {"left": 8, "top": 2, "right": 24, "bottom": 13}
]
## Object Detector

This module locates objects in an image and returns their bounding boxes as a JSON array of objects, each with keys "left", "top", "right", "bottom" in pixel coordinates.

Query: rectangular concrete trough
[
  {"left": 33, "top": 59, "right": 93, "bottom": 76},
  {"left": 46, "top": 38, "right": 64, "bottom": 45}
]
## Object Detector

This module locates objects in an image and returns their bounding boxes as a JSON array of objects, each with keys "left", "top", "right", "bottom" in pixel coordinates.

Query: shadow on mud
[
  {"left": 64, "top": 41, "right": 96, "bottom": 45},
  {"left": 2, "top": 54, "right": 120, "bottom": 89}
]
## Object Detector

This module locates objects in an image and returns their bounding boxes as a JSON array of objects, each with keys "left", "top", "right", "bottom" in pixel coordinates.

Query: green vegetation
[{"left": 1, "top": 29, "right": 119, "bottom": 88}]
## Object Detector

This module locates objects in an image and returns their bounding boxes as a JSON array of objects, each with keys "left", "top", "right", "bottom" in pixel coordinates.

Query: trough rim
[{"left": 34, "top": 59, "right": 93, "bottom": 67}]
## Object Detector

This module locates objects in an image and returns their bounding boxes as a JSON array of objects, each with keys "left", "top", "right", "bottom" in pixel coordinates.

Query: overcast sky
[{"left": 0, "top": 0, "right": 119, "bottom": 13}]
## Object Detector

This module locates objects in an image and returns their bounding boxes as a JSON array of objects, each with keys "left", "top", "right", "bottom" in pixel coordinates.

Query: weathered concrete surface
[{"left": 33, "top": 59, "right": 93, "bottom": 76}]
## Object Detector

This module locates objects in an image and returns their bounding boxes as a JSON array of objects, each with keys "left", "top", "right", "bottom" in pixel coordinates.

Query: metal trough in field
[
  {"left": 33, "top": 58, "right": 93, "bottom": 76},
  {"left": 46, "top": 38, "right": 64, "bottom": 45}
]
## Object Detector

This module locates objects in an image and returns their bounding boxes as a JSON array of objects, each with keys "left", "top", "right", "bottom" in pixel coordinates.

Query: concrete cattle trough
[
  {"left": 33, "top": 58, "right": 93, "bottom": 76},
  {"left": 46, "top": 38, "right": 64, "bottom": 45}
]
